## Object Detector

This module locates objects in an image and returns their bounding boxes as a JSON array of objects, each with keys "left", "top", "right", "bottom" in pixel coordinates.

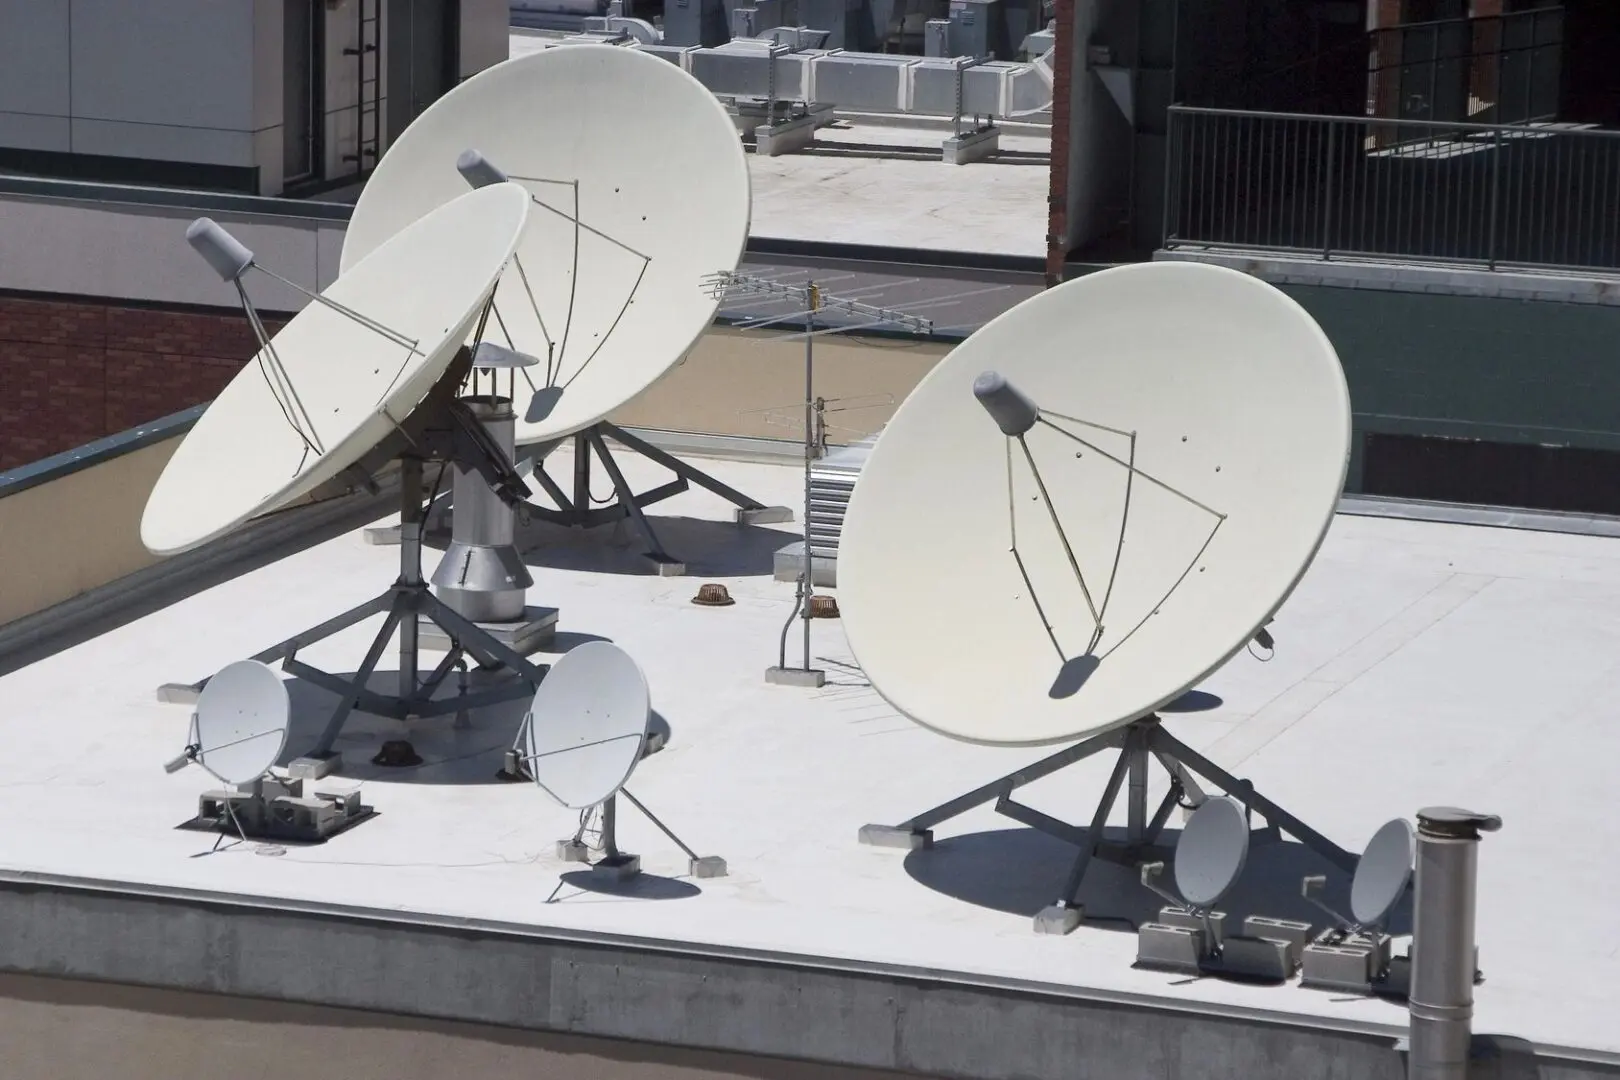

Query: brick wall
[{"left": 0, "top": 294, "right": 284, "bottom": 471}]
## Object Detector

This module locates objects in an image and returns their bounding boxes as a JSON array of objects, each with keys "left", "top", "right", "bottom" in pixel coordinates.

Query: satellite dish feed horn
[
  {"left": 973, "top": 371, "right": 1039, "bottom": 436},
  {"left": 186, "top": 218, "right": 255, "bottom": 283},
  {"left": 456, "top": 148, "right": 509, "bottom": 189}
]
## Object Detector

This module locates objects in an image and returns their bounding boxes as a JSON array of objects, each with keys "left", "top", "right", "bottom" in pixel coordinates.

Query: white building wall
[
  {"left": 459, "top": 0, "right": 513, "bottom": 78},
  {"left": 0, "top": 0, "right": 509, "bottom": 196},
  {"left": 0, "top": 2, "right": 72, "bottom": 152},
  {"left": 67, "top": 0, "right": 260, "bottom": 166}
]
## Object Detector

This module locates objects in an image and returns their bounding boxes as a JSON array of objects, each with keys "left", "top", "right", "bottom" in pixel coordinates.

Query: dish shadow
[
  {"left": 555, "top": 870, "right": 701, "bottom": 901},
  {"left": 278, "top": 667, "right": 673, "bottom": 788},
  {"left": 1160, "top": 689, "right": 1225, "bottom": 713},
  {"left": 423, "top": 515, "right": 797, "bottom": 578},
  {"left": 1049, "top": 655, "right": 1100, "bottom": 699},
  {"left": 903, "top": 825, "right": 1407, "bottom": 937},
  {"left": 549, "top": 630, "right": 614, "bottom": 652}
]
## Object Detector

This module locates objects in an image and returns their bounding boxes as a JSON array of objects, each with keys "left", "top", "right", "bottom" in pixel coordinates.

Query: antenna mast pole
[
  {"left": 703, "top": 271, "right": 934, "bottom": 688},
  {"left": 799, "top": 281, "right": 820, "bottom": 681}
]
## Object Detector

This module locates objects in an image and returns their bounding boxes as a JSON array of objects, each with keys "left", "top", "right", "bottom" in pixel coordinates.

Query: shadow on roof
[
  {"left": 551, "top": 869, "right": 702, "bottom": 903},
  {"left": 901, "top": 824, "right": 1405, "bottom": 940},
  {"left": 274, "top": 661, "right": 668, "bottom": 789},
  {"left": 420, "top": 514, "right": 799, "bottom": 578}
]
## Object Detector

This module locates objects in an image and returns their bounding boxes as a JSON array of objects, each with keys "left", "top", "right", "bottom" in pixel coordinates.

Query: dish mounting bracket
[{"left": 554, "top": 786, "right": 729, "bottom": 882}]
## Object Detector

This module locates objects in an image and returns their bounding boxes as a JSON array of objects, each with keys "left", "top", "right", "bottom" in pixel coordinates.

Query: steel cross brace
[
  {"left": 157, "top": 457, "right": 549, "bottom": 769},
  {"left": 519, "top": 421, "right": 790, "bottom": 571},
  {"left": 859, "top": 714, "right": 1358, "bottom": 935}
]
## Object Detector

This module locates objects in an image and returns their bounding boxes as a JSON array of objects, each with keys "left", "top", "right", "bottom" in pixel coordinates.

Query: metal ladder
[{"left": 342, "top": 0, "right": 381, "bottom": 171}]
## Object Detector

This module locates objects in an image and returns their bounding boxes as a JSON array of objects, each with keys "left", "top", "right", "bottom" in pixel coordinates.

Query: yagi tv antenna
[
  {"left": 502, "top": 642, "right": 725, "bottom": 882},
  {"left": 341, "top": 45, "right": 791, "bottom": 575},
  {"left": 701, "top": 272, "right": 935, "bottom": 689},
  {"left": 847, "top": 262, "right": 1361, "bottom": 934},
  {"left": 151, "top": 183, "right": 554, "bottom": 778}
]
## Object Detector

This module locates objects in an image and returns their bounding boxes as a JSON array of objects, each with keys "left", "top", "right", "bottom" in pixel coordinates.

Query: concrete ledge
[
  {"left": 0, "top": 871, "right": 1612, "bottom": 1079},
  {"left": 1157, "top": 248, "right": 1620, "bottom": 306},
  {"left": 0, "top": 870, "right": 1419, "bottom": 1080}
]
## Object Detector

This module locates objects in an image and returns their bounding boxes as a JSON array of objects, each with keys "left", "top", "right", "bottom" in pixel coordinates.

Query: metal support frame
[
  {"left": 558, "top": 785, "right": 728, "bottom": 880},
  {"left": 159, "top": 455, "right": 549, "bottom": 773},
  {"left": 519, "top": 420, "right": 791, "bottom": 574},
  {"left": 860, "top": 713, "right": 1357, "bottom": 934}
]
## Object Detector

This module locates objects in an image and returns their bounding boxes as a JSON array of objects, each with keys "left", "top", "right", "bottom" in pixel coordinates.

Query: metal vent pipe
[{"left": 1408, "top": 806, "right": 1502, "bottom": 1080}]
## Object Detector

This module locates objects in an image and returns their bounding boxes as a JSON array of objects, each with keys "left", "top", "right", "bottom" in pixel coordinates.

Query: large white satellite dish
[
  {"left": 151, "top": 183, "right": 555, "bottom": 778},
  {"left": 840, "top": 260, "right": 1350, "bottom": 748},
  {"left": 340, "top": 45, "right": 750, "bottom": 447},
  {"left": 337, "top": 45, "right": 787, "bottom": 574},
  {"left": 141, "top": 182, "right": 531, "bottom": 556},
  {"left": 525, "top": 641, "right": 651, "bottom": 810},
  {"left": 852, "top": 262, "right": 1360, "bottom": 936}
]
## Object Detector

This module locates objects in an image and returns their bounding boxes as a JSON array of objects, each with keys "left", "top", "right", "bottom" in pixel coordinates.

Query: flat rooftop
[
  {"left": 0, "top": 447, "right": 1605, "bottom": 1062},
  {"left": 506, "top": 31, "right": 1050, "bottom": 260}
]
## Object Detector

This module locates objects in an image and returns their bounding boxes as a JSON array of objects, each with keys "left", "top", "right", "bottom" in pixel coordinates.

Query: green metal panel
[{"left": 1278, "top": 283, "right": 1620, "bottom": 492}]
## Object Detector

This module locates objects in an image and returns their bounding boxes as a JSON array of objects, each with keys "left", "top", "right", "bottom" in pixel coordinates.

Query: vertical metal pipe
[
  {"left": 398, "top": 455, "right": 424, "bottom": 702},
  {"left": 1125, "top": 731, "right": 1147, "bottom": 844},
  {"left": 1043, "top": 0, "right": 1074, "bottom": 287},
  {"left": 800, "top": 284, "right": 817, "bottom": 672},
  {"left": 430, "top": 396, "right": 533, "bottom": 622},
  {"left": 1408, "top": 806, "right": 1502, "bottom": 1080}
]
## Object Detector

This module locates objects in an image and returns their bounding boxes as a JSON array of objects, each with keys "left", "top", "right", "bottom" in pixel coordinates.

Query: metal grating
[{"left": 806, "top": 432, "right": 880, "bottom": 560}]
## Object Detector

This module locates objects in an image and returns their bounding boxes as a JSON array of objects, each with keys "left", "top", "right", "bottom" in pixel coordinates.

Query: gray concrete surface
[{"left": 0, "top": 873, "right": 1408, "bottom": 1080}]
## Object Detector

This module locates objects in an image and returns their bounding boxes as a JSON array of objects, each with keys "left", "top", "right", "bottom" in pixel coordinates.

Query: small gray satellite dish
[
  {"left": 1349, "top": 817, "right": 1415, "bottom": 928},
  {"left": 524, "top": 642, "right": 652, "bottom": 810},
  {"left": 1174, "top": 796, "right": 1251, "bottom": 909},
  {"left": 171, "top": 660, "right": 290, "bottom": 785}
]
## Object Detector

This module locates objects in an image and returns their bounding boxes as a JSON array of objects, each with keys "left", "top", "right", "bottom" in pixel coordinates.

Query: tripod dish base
[
  {"left": 520, "top": 421, "right": 791, "bottom": 576},
  {"left": 417, "top": 605, "right": 558, "bottom": 657},
  {"left": 860, "top": 714, "right": 1356, "bottom": 937}
]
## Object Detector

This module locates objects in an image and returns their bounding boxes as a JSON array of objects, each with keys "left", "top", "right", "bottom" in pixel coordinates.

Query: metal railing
[
  {"left": 1369, "top": 5, "right": 1563, "bottom": 126},
  {"left": 1163, "top": 105, "right": 1620, "bottom": 273},
  {"left": 1236, "top": 5, "right": 1562, "bottom": 121}
]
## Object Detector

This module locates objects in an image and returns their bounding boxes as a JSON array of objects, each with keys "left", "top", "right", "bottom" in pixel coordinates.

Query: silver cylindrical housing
[
  {"left": 431, "top": 396, "right": 534, "bottom": 623},
  {"left": 1408, "top": 806, "right": 1501, "bottom": 1080}
]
